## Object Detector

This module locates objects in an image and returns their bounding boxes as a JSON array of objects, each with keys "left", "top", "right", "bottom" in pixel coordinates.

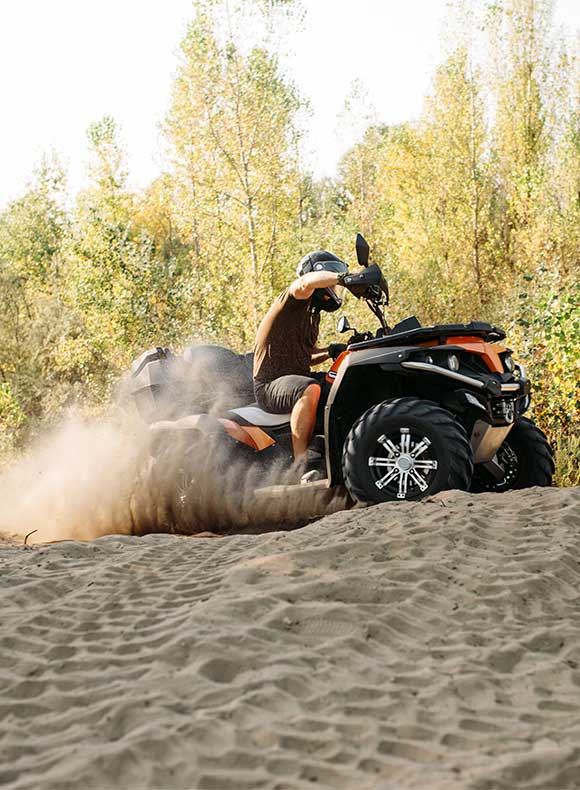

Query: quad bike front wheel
[
  {"left": 342, "top": 397, "right": 473, "bottom": 504},
  {"left": 471, "top": 417, "right": 554, "bottom": 493}
]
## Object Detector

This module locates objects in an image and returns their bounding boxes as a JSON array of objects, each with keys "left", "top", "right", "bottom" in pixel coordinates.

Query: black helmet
[{"left": 296, "top": 250, "right": 348, "bottom": 312}]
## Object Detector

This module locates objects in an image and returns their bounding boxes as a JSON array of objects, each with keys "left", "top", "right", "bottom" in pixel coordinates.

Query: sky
[{"left": 1, "top": 0, "right": 580, "bottom": 209}]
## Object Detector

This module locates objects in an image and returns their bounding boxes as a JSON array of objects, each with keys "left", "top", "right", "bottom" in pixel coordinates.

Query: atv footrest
[{"left": 254, "top": 479, "right": 330, "bottom": 499}]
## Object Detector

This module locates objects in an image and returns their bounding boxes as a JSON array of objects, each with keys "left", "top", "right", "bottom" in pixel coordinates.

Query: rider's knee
[
  {"left": 303, "top": 383, "right": 321, "bottom": 404},
  {"left": 292, "top": 383, "right": 320, "bottom": 416}
]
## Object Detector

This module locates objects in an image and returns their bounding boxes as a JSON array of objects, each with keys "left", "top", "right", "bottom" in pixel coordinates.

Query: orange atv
[{"left": 129, "top": 235, "right": 554, "bottom": 503}]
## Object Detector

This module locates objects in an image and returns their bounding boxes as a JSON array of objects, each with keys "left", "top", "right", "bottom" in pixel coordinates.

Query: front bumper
[
  {"left": 400, "top": 360, "right": 529, "bottom": 398},
  {"left": 399, "top": 359, "right": 531, "bottom": 429}
]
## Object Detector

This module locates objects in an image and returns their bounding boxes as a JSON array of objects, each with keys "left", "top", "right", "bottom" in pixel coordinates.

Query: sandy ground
[{"left": 2, "top": 485, "right": 580, "bottom": 789}]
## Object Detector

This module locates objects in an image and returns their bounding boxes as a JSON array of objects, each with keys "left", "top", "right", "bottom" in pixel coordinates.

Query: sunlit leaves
[{"left": 166, "top": 10, "right": 304, "bottom": 345}]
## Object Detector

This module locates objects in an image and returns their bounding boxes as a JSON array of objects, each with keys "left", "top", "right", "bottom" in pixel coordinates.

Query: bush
[
  {"left": 0, "top": 383, "right": 26, "bottom": 457},
  {"left": 514, "top": 277, "right": 580, "bottom": 486}
]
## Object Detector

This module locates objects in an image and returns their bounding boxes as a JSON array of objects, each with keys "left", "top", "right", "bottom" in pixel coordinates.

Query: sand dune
[{"left": 1, "top": 486, "right": 580, "bottom": 789}]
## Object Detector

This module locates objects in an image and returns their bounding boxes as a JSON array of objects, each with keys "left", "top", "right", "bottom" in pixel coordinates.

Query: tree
[
  {"left": 336, "top": 48, "right": 496, "bottom": 325},
  {"left": 0, "top": 156, "right": 70, "bottom": 442},
  {"left": 489, "top": 0, "right": 553, "bottom": 271},
  {"left": 62, "top": 116, "right": 181, "bottom": 398},
  {"left": 165, "top": 6, "right": 304, "bottom": 346},
  {"left": 417, "top": 47, "right": 496, "bottom": 312}
]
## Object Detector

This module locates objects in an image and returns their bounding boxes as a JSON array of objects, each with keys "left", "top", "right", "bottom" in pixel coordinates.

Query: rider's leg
[{"left": 290, "top": 383, "right": 321, "bottom": 461}]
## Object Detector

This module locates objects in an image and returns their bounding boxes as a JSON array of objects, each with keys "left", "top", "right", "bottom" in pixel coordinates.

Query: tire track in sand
[{"left": 0, "top": 486, "right": 579, "bottom": 789}]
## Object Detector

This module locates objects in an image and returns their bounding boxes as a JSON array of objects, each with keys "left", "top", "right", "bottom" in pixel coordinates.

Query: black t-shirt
[{"left": 253, "top": 289, "right": 320, "bottom": 382}]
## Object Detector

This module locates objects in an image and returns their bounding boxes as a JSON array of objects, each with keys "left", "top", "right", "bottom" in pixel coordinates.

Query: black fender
[{"left": 324, "top": 348, "right": 410, "bottom": 484}]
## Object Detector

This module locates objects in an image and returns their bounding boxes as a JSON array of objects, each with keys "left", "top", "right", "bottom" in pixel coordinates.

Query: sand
[{"left": 2, "top": 485, "right": 580, "bottom": 789}]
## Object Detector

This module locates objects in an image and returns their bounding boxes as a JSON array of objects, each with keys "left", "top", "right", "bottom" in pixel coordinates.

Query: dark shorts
[{"left": 254, "top": 373, "right": 327, "bottom": 414}]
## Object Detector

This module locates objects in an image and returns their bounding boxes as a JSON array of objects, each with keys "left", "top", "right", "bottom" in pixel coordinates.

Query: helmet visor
[{"left": 315, "top": 260, "right": 348, "bottom": 275}]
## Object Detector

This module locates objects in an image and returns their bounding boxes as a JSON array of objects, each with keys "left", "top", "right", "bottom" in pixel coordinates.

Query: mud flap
[{"left": 470, "top": 420, "right": 513, "bottom": 463}]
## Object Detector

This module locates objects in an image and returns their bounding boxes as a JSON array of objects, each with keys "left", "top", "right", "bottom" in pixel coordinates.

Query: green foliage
[
  {"left": 0, "top": 155, "right": 67, "bottom": 283},
  {"left": 0, "top": 157, "right": 78, "bottom": 441},
  {"left": 0, "top": 383, "right": 26, "bottom": 456},
  {"left": 512, "top": 276, "right": 580, "bottom": 483},
  {"left": 553, "top": 433, "right": 580, "bottom": 487},
  {"left": 0, "top": 0, "right": 578, "bottom": 485},
  {"left": 165, "top": 11, "right": 304, "bottom": 345},
  {"left": 0, "top": 383, "right": 25, "bottom": 426}
]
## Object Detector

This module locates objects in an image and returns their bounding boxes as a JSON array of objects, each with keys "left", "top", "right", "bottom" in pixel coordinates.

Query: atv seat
[{"left": 227, "top": 404, "right": 291, "bottom": 428}]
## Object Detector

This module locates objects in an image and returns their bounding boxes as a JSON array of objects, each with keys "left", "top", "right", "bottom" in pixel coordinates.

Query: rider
[{"left": 253, "top": 251, "right": 349, "bottom": 463}]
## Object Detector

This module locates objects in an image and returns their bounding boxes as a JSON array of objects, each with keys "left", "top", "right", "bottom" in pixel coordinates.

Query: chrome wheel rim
[{"left": 368, "top": 427, "right": 438, "bottom": 500}]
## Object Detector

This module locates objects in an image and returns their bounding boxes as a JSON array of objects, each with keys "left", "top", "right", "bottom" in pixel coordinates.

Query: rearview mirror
[
  {"left": 337, "top": 316, "right": 351, "bottom": 333},
  {"left": 355, "top": 233, "right": 369, "bottom": 267}
]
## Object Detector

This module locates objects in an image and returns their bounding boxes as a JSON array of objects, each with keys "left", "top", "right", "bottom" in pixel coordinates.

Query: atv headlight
[
  {"left": 504, "top": 355, "right": 514, "bottom": 372},
  {"left": 447, "top": 354, "right": 460, "bottom": 372}
]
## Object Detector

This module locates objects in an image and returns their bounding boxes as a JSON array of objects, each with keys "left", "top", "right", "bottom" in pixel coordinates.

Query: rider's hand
[
  {"left": 328, "top": 343, "right": 348, "bottom": 360},
  {"left": 339, "top": 269, "right": 366, "bottom": 297}
]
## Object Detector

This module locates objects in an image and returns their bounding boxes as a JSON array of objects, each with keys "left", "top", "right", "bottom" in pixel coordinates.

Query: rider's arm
[
  {"left": 289, "top": 271, "right": 339, "bottom": 300},
  {"left": 311, "top": 346, "right": 330, "bottom": 365}
]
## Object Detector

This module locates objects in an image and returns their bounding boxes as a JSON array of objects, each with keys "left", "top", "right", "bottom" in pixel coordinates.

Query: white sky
[{"left": 1, "top": 0, "right": 580, "bottom": 209}]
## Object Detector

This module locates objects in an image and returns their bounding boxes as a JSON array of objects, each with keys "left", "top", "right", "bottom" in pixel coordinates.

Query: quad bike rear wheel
[
  {"left": 470, "top": 416, "right": 554, "bottom": 493},
  {"left": 342, "top": 397, "right": 473, "bottom": 503}
]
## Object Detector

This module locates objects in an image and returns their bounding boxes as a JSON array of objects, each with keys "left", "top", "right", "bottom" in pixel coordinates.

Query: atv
[{"left": 129, "top": 234, "right": 554, "bottom": 504}]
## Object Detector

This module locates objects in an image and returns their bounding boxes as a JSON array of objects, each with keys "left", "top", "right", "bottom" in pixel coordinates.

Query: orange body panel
[
  {"left": 325, "top": 335, "right": 506, "bottom": 379},
  {"left": 326, "top": 350, "right": 352, "bottom": 383},
  {"left": 418, "top": 336, "right": 506, "bottom": 374},
  {"left": 242, "top": 426, "right": 276, "bottom": 451},
  {"left": 220, "top": 419, "right": 275, "bottom": 451}
]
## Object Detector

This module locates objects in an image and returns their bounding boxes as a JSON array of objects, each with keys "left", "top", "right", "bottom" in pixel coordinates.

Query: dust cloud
[
  {"left": 0, "top": 414, "right": 148, "bottom": 544},
  {"left": 0, "top": 413, "right": 344, "bottom": 546},
  {"left": 0, "top": 345, "right": 346, "bottom": 545}
]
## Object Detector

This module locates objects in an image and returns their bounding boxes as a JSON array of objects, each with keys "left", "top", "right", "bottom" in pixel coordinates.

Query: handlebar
[
  {"left": 341, "top": 262, "right": 391, "bottom": 334},
  {"left": 343, "top": 263, "right": 389, "bottom": 303}
]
